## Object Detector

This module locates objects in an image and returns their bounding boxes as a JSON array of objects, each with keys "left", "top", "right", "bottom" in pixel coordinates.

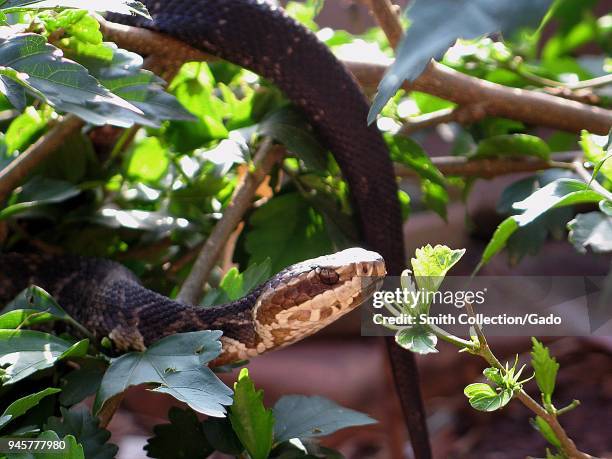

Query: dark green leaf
[
  {"left": 0, "top": 177, "right": 80, "bottom": 220},
  {"left": 201, "top": 259, "right": 271, "bottom": 307},
  {"left": 145, "top": 407, "right": 213, "bottom": 459},
  {"left": 0, "top": 0, "right": 150, "bottom": 17},
  {"left": 59, "top": 361, "right": 106, "bottom": 406},
  {"left": 386, "top": 134, "right": 446, "bottom": 187},
  {"left": 94, "top": 331, "right": 232, "bottom": 417},
  {"left": 229, "top": 368, "right": 274, "bottom": 459},
  {"left": 421, "top": 179, "right": 448, "bottom": 221},
  {"left": 531, "top": 415, "right": 563, "bottom": 450},
  {"left": 45, "top": 406, "right": 118, "bottom": 459},
  {"left": 0, "top": 387, "right": 61, "bottom": 430},
  {"left": 273, "top": 395, "right": 375, "bottom": 442},
  {"left": 0, "top": 34, "right": 144, "bottom": 127},
  {"left": 202, "top": 417, "right": 244, "bottom": 455},
  {"left": 568, "top": 211, "right": 612, "bottom": 254},
  {"left": 258, "top": 107, "right": 327, "bottom": 170},
  {"left": 245, "top": 193, "right": 332, "bottom": 274}
]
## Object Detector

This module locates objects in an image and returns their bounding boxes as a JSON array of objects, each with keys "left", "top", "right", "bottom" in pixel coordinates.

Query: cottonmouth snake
[{"left": 0, "top": 1, "right": 431, "bottom": 456}]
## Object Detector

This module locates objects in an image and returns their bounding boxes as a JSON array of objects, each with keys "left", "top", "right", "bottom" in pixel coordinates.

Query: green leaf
[
  {"left": 411, "top": 244, "right": 465, "bottom": 293},
  {"left": 580, "top": 130, "right": 612, "bottom": 182},
  {"left": 2, "top": 286, "right": 72, "bottom": 324},
  {"left": 45, "top": 406, "right": 118, "bottom": 459},
  {"left": 145, "top": 407, "right": 213, "bottom": 459},
  {"left": 0, "top": 330, "right": 88, "bottom": 385},
  {"left": 482, "top": 367, "right": 505, "bottom": 386},
  {"left": 285, "top": 0, "right": 323, "bottom": 31},
  {"left": 0, "top": 34, "right": 144, "bottom": 127},
  {"left": 472, "top": 134, "right": 551, "bottom": 160},
  {"left": 531, "top": 338, "right": 559, "bottom": 404},
  {"left": 229, "top": 368, "right": 274, "bottom": 459},
  {"left": 476, "top": 217, "right": 519, "bottom": 271},
  {"left": 464, "top": 383, "right": 513, "bottom": 412},
  {"left": 59, "top": 360, "right": 106, "bottom": 407},
  {"left": 369, "top": 0, "right": 553, "bottom": 122},
  {"left": 421, "top": 179, "right": 449, "bottom": 220},
  {"left": 568, "top": 211, "right": 612, "bottom": 254},
  {"left": 0, "top": 387, "right": 61, "bottom": 430},
  {"left": 273, "top": 395, "right": 376, "bottom": 442},
  {"left": 0, "top": 0, "right": 150, "bottom": 17},
  {"left": 258, "top": 107, "right": 327, "bottom": 170},
  {"left": 202, "top": 259, "right": 271, "bottom": 307},
  {"left": 531, "top": 415, "right": 563, "bottom": 450},
  {"left": 125, "top": 136, "right": 168, "bottom": 184},
  {"left": 395, "top": 326, "right": 438, "bottom": 354},
  {"left": 0, "top": 177, "right": 80, "bottom": 220},
  {"left": 6, "top": 430, "right": 84, "bottom": 459},
  {"left": 513, "top": 179, "right": 604, "bottom": 225},
  {"left": 5, "top": 106, "right": 49, "bottom": 154},
  {"left": 245, "top": 193, "right": 332, "bottom": 274},
  {"left": 386, "top": 134, "right": 446, "bottom": 187},
  {"left": 85, "top": 47, "right": 195, "bottom": 126},
  {"left": 477, "top": 179, "right": 605, "bottom": 270},
  {"left": 94, "top": 331, "right": 232, "bottom": 417}
]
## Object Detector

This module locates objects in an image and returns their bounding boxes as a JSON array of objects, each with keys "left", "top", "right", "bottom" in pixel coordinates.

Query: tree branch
[
  {"left": 100, "top": 18, "right": 612, "bottom": 136},
  {"left": 177, "top": 139, "right": 284, "bottom": 304},
  {"left": 362, "top": 0, "right": 403, "bottom": 49},
  {"left": 0, "top": 114, "right": 83, "bottom": 203},
  {"left": 395, "top": 152, "right": 578, "bottom": 179}
]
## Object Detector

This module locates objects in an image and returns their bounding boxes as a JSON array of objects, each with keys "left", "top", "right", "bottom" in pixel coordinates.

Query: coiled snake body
[{"left": 0, "top": 1, "right": 431, "bottom": 456}]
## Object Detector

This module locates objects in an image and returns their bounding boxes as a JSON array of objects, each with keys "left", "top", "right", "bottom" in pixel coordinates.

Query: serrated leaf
[
  {"left": 45, "top": 406, "right": 117, "bottom": 459},
  {"left": 273, "top": 395, "right": 375, "bottom": 442},
  {"left": 145, "top": 407, "right": 213, "bottom": 459},
  {"left": 472, "top": 134, "right": 551, "bottom": 160},
  {"left": 94, "top": 331, "right": 232, "bottom": 417},
  {"left": 530, "top": 338, "right": 559, "bottom": 404},
  {"left": 229, "top": 368, "right": 274, "bottom": 459},
  {"left": 0, "top": 330, "right": 88, "bottom": 385},
  {"left": 410, "top": 244, "right": 465, "bottom": 293},
  {"left": 0, "top": 34, "right": 144, "bottom": 127},
  {"left": 369, "top": 0, "right": 553, "bottom": 122},
  {"left": 464, "top": 382, "right": 513, "bottom": 412},
  {"left": 395, "top": 326, "right": 438, "bottom": 354},
  {"left": 568, "top": 211, "right": 612, "bottom": 254},
  {"left": 0, "top": 387, "right": 61, "bottom": 430}
]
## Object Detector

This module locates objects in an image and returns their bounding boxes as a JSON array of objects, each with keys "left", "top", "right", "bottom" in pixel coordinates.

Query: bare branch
[
  {"left": 0, "top": 114, "right": 84, "bottom": 203},
  {"left": 177, "top": 139, "right": 284, "bottom": 304},
  {"left": 362, "top": 0, "right": 403, "bottom": 49},
  {"left": 395, "top": 152, "right": 577, "bottom": 179},
  {"left": 398, "top": 104, "right": 488, "bottom": 135}
]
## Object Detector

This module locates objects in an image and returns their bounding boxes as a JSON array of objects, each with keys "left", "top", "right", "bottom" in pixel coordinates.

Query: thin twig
[
  {"left": 362, "top": 0, "right": 403, "bottom": 49},
  {"left": 177, "top": 139, "right": 284, "bottom": 304},
  {"left": 398, "top": 104, "right": 489, "bottom": 135},
  {"left": 0, "top": 114, "right": 83, "bottom": 203}
]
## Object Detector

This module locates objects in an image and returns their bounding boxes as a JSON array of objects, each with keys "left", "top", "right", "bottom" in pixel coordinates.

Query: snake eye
[{"left": 316, "top": 267, "right": 340, "bottom": 285}]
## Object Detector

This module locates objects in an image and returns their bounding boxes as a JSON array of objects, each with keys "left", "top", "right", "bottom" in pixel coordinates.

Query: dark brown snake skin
[{"left": 0, "top": 1, "right": 431, "bottom": 456}]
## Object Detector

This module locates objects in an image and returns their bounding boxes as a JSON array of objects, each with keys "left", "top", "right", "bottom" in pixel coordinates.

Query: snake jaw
[{"left": 250, "top": 248, "right": 386, "bottom": 356}]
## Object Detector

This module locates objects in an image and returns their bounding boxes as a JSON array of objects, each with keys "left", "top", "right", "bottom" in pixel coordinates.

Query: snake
[{"left": 0, "top": 1, "right": 431, "bottom": 456}]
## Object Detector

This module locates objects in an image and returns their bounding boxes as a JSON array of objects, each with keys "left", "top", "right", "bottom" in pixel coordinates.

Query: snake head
[{"left": 252, "top": 248, "right": 386, "bottom": 353}]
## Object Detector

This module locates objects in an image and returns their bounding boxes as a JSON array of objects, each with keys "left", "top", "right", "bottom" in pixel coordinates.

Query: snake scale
[{"left": 0, "top": 1, "right": 431, "bottom": 456}]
